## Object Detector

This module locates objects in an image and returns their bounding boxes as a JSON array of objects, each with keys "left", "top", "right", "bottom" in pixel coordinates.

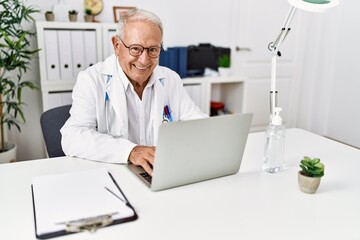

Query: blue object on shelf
[{"left": 159, "top": 47, "right": 188, "bottom": 78}]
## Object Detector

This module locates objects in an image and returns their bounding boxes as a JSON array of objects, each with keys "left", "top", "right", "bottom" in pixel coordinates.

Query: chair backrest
[{"left": 40, "top": 105, "right": 71, "bottom": 158}]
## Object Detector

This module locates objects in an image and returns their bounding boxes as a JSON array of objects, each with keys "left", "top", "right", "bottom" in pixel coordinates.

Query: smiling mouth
[{"left": 134, "top": 64, "right": 149, "bottom": 70}]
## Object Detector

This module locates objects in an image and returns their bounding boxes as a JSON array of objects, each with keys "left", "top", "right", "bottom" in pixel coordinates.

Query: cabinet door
[
  {"left": 43, "top": 30, "right": 60, "bottom": 81},
  {"left": 183, "top": 84, "right": 204, "bottom": 113},
  {"left": 58, "top": 30, "right": 74, "bottom": 80},
  {"left": 84, "top": 30, "right": 98, "bottom": 67},
  {"left": 70, "top": 30, "right": 86, "bottom": 79},
  {"left": 48, "top": 92, "right": 73, "bottom": 110},
  {"left": 231, "top": 0, "right": 298, "bottom": 129}
]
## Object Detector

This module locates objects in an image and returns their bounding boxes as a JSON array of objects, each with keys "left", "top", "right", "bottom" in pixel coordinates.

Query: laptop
[{"left": 127, "top": 113, "right": 253, "bottom": 191}]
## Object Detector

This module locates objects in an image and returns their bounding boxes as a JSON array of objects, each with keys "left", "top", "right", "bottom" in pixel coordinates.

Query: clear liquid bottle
[{"left": 263, "top": 107, "right": 286, "bottom": 173}]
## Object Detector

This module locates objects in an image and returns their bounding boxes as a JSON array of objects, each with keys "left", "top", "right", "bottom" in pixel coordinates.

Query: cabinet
[
  {"left": 183, "top": 76, "right": 245, "bottom": 116},
  {"left": 36, "top": 21, "right": 103, "bottom": 111},
  {"left": 36, "top": 21, "right": 245, "bottom": 117}
]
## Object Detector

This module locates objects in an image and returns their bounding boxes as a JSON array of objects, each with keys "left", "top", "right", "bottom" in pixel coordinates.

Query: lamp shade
[{"left": 288, "top": 0, "right": 339, "bottom": 12}]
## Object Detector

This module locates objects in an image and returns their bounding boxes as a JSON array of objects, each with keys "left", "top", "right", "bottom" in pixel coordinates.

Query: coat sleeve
[
  {"left": 165, "top": 69, "right": 208, "bottom": 120},
  {"left": 60, "top": 70, "right": 136, "bottom": 164}
]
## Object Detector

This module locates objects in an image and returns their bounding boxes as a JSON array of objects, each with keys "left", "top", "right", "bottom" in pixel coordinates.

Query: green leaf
[
  {"left": 0, "top": 0, "right": 41, "bottom": 145},
  {"left": 299, "top": 156, "right": 325, "bottom": 177}
]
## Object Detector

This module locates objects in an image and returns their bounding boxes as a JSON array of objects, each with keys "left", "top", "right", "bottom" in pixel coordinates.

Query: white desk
[{"left": 0, "top": 129, "right": 359, "bottom": 240}]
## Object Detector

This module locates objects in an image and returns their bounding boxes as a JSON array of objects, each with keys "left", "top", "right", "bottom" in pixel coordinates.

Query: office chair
[{"left": 40, "top": 104, "right": 71, "bottom": 158}]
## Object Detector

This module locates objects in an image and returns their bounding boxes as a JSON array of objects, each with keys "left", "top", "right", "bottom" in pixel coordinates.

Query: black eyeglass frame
[{"left": 119, "top": 37, "right": 163, "bottom": 58}]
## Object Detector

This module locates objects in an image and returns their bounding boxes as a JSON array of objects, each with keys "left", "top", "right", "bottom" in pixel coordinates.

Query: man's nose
[{"left": 137, "top": 49, "right": 151, "bottom": 62}]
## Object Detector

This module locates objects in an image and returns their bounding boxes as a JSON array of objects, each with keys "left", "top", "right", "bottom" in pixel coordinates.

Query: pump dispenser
[
  {"left": 263, "top": 107, "right": 286, "bottom": 173},
  {"left": 272, "top": 108, "right": 283, "bottom": 125}
]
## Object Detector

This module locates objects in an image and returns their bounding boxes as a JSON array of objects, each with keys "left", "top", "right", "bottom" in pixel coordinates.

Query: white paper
[{"left": 32, "top": 168, "right": 134, "bottom": 235}]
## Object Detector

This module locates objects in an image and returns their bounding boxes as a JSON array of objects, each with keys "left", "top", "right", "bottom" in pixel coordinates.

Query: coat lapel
[
  {"left": 101, "top": 57, "right": 167, "bottom": 143},
  {"left": 103, "top": 55, "right": 128, "bottom": 138},
  {"left": 153, "top": 78, "right": 166, "bottom": 144}
]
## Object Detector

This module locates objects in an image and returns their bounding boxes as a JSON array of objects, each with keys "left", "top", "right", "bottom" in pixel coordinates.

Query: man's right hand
[{"left": 128, "top": 145, "right": 156, "bottom": 176}]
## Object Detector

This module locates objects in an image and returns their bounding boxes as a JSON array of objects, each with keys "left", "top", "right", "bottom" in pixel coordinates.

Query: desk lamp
[{"left": 268, "top": 0, "right": 339, "bottom": 118}]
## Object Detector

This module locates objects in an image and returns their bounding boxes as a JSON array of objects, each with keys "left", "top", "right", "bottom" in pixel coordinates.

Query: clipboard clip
[{"left": 59, "top": 213, "right": 115, "bottom": 233}]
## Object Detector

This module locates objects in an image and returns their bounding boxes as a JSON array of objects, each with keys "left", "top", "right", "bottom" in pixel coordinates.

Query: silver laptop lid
[{"left": 151, "top": 113, "right": 253, "bottom": 191}]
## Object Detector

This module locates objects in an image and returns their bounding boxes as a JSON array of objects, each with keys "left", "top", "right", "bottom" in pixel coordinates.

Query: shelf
[
  {"left": 182, "top": 75, "right": 246, "bottom": 115},
  {"left": 36, "top": 21, "right": 103, "bottom": 29},
  {"left": 36, "top": 21, "right": 247, "bottom": 115},
  {"left": 182, "top": 75, "right": 245, "bottom": 84}
]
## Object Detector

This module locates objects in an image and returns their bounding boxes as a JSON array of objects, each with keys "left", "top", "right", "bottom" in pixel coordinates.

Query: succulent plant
[
  {"left": 85, "top": 9, "right": 92, "bottom": 15},
  {"left": 299, "top": 156, "right": 325, "bottom": 177},
  {"left": 68, "top": 10, "right": 78, "bottom": 15}
]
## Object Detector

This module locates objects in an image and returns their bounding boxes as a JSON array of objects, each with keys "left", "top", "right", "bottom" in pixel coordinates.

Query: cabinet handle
[
  {"left": 64, "top": 64, "right": 69, "bottom": 68},
  {"left": 77, "top": 64, "right": 81, "bottom": 68},
  {"left": 235, "top": 46, "right": 251, "bottom": 52},
  {"left": 51, "top": 65, "right": 55, "bottom": 69}
]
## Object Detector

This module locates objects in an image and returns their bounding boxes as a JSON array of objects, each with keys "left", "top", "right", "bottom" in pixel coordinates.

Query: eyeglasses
[{"left": 119, "top": 38, "right": 163, "bottom": 58}]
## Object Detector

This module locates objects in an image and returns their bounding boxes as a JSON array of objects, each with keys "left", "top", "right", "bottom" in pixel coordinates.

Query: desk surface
[{"left": 0, "top": 128, "right": 359, "bottom": 240}]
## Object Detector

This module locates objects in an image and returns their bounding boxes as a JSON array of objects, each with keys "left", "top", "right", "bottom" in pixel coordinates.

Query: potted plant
[
  {"left": 84, "top": 8, "right": 94, "bottom": 22},
  {"left": 68, "top": 10, "right": 78, "bottom": 22},
  {"left": 217, "top": 54, "right": 231, "bottom": 76},
  {"left": 45, "top": 11, "right": 55, "bottom": 21},
  {"left": 298, "top": 156, "right": 325, "bottom": 194},
  {"left": 0, "top": 0, "right": 40, "bottom": 163}
]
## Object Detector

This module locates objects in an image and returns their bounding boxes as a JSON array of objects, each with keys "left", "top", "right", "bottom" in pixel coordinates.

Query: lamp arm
[
  {"left": 269, "top": 5, "right": 297, "bottom": 116},
  {"left": 269, "top": 6, "right": 297, "bottom": 57}
]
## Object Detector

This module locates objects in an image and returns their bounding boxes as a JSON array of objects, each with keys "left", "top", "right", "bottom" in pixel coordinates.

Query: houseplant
[
  {"left": 217, "top": 54, "right": 231, "bottom": 76},
  {"left": 298, "top": 156, "right": 325, "bottom": 194},
  {"left": 84, "top": 9, "right": 94, "bottom": 22},
  {"left": 0, "top": 0, "right": 40, "bottom": 162},
  {"left": 45, "top": 11, "right": 55, "bottom": 21},
  {"left": 68, "top": 10, "right": 78, "bottom": 22}
]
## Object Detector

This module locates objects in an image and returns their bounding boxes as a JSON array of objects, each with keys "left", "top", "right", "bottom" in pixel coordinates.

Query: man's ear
[{"left": 111, "top": 36, "right": 120, "bottom": 54}]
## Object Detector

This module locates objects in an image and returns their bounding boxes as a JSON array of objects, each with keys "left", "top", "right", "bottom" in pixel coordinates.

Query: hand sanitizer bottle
[{"left": 263, "top": 107, "right": 286, "bottom": 173}]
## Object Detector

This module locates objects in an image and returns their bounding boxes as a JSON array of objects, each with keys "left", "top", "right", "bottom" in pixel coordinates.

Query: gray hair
[{"left": 116, "top": 8, "right": 163, "bottom": 40}]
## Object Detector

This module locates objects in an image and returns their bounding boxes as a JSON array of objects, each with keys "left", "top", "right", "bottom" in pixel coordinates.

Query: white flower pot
[
  {"left": 0, "top": 142, "right": 17, "bottom": 164},
  {"left": 218, "top": 67, "right": 231, "bottom": 76}
]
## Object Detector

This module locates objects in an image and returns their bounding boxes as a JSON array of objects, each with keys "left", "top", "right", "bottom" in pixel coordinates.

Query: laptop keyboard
[{"left": 139, "top": 172, "right": 152, "bottom": 184}]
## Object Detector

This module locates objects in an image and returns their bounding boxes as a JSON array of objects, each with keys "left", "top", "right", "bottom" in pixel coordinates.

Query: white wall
[
  {"left": 31, "top": 0, "right": 235, "bottom": 46},
  {"left": 14, "top": 0, "right": 359, "bottom": 161},
  {"left": 324, "top": 0, "right": 360, "bottom": 148},
  {"left": 296, "top": 0, "right": 360, "bottom": 148}
]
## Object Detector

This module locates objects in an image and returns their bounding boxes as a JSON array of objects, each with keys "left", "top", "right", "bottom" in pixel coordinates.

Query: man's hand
[{"left": 128, "top": 146, "right": 156, "bottom": 176}]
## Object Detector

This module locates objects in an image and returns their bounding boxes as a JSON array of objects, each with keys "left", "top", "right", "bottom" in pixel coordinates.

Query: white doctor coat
[{"left": 61, "top": 54, "right": 207, "bottom": 164}]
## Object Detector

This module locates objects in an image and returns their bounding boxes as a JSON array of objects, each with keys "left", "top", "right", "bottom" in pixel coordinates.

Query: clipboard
[{"left": 31, "top": 168, "right": 137, "bottom": 239}]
